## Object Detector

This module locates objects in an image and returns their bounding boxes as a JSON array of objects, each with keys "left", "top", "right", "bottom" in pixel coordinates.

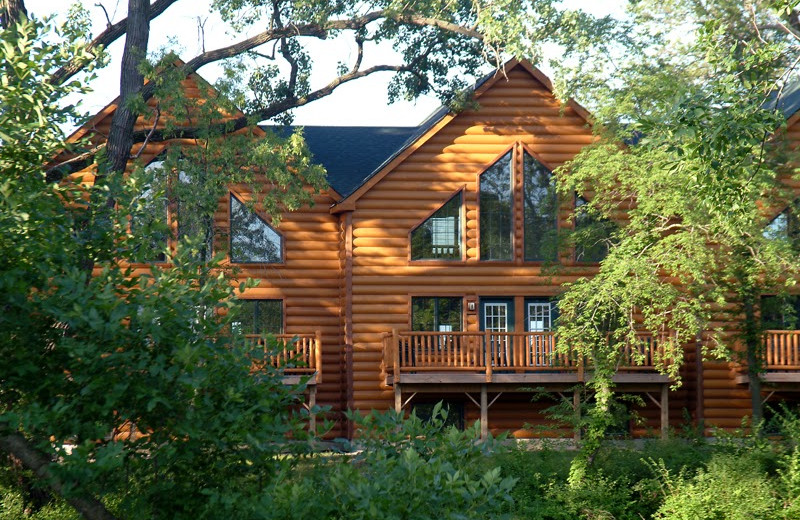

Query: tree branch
[
  {"left": 0, "top": 428, "right": 118, "bottom": 520},
  {"left": 48, "top": 0, "right": 179, "bottom": 86}
]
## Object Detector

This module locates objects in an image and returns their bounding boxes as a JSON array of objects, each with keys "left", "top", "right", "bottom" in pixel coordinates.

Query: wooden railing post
[
  {"left": 392, "top": 328, "right": 400, "bottom": 382},
  {"left": 577, "top": 350, "right": 584, "bottom": 382},
  {"left": 314, "top": 330, "right": 322, "bottom": 384},
  {"left": 484, "top": 330, "right": 492, "bottom": 383}
]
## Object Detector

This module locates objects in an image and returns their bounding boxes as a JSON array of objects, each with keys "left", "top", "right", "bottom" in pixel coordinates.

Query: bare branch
[
  {"left": 49, "top": 0, "right": 179, "bottom": 86},
  {"left": 0, "top": 426, "right": 119, "bottom": 520},
  {"left": 132, "top": 104, "right": 161, "bottom": 159},
  {"left": 46, "top": 143, "right": 107, "bottom": 176},
  {"left": 95, "top": 2, "right": 113, "bottom": 28}
]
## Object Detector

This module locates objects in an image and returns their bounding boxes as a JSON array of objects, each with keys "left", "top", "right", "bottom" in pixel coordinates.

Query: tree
[
  {"left": 0, "top": 1, "right": 628, "bottom": 519},
  {"left": 552, "top": 0, "right": 800, "bottom": 477}
]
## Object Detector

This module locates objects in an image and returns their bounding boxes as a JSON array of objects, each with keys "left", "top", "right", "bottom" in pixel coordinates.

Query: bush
[
  {"left": 266, "top": 406, "right": 516, "bottom": 520},
  {"left": 654, "top": 453, "right": 782, "bottom": 520}
]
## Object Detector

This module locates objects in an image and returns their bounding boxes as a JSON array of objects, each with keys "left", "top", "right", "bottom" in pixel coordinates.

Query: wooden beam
[
  {"left": 480, "top": 384, "right": 488, "bottom": 441},
  {"left": 573, "top": 387, "right": 581, "bottom": 444},
  {"left": 308, "top": 385, "right": 317, "bottom": 437},
  {"left": 661, "top": 384, "right": 669, "bottom": 440},
  {"left": 394, "top": 383, "right": 402, "bottom": 414}
]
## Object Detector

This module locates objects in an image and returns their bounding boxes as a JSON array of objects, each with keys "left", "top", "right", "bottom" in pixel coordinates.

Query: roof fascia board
[
  {"left": 330, "top": 58, "right": 594, "bottom": 213},
  {"left": 330, "top": 59, "right": 529, "bottom": 214}
]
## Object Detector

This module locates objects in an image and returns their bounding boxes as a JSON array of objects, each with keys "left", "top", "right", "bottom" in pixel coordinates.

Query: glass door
[
  {"left": 480, "top": 298, "right": 514, "bottom": 366},
  {"left": 526, "top": 299, "right": 555, "bottom": 366}
]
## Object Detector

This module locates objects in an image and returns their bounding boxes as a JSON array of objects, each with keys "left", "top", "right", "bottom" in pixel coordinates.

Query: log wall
[{"left": 347, "top": 63, "right": 696, "bottom": 436}]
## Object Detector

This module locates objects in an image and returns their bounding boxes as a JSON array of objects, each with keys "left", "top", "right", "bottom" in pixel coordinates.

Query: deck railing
[
  {"left": 763, "top": 330, "right": 800, "bottom": 370},
  {"left": 382, "top": 330, "right": 667, "bottom": 382},
  {"left": 246, "top": 331, "right": 322, "bottom": 383}
]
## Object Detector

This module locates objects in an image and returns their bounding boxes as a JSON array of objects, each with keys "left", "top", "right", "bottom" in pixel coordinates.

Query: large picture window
[
  {"left": 761, "top": 295, "right": 800, "bottom": 330},
  {"left": 131, "top": 160, "right": 169, "bottom": 262},
  {"left": 234, "top": 299, "right": 283, "bottom": 335},
  {"left": 479, "top": 152, "right": 513, "bottom": 260},
  {"left": 523, "top": 152, "right": 558, "bottom": 261},
  {"left": 574, "top": 196, "right": 615, "bottom": 263},
  {"left": 230, "top": 194, "right": 283, "bottom": 263},
  {"left": 411, "top": 297, "right": 463, "bottom": 332},
  {"left": 410, "top": 192, "right": 462, "bottom": 260},
  {"left": 764, "top": 199, "right": 800, "bottom": 251}
]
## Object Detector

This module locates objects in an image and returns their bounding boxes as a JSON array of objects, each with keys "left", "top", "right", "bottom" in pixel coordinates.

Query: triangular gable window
[
  {"left": 411, "top": 192, "right": 462, "bottom": 260},
  {"left": 764, "top": 201, "right": 800, "bottom": 249},
  {"left": 522, "top": 151, "right": 558, "bottom": 261},
  {"left": 480, "top": 152, "right": 513, "bottom": 261},
  {"left": 230, "top": 194, "right": 283, "bottom": 263},
  {"left": 574, "top": 196, "right": 615, "bottom": 263},
  {"left": 132, "top": 159, "right": 169, "bottom": 262}
]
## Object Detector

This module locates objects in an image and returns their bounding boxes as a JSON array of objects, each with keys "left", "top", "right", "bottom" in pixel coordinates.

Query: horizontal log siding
[
  {"left": 70, "top": 73, "right": 346, "bottom": 437},
  {"left": 222, "top": 188, "right": 345, "bottom": 438},
  {"left": 349, "top": 65, "right": 693, "bottom": 436}
]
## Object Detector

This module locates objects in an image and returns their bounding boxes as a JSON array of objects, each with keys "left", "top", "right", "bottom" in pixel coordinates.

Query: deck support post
[
  {"left": 480, "top": 384, "right": 488, "bottom": 441},
  {"left": 660, "top": 383, "right": 669, "bottom": 440},
  {"left": 308, "top": 385, "right": 317, "bottom": 436},
  {"left": 573, "top": 387, "right": 581, "bottom": 444},
  {"left": 394, "top": 383, "right": 402, "bottom": 414}
]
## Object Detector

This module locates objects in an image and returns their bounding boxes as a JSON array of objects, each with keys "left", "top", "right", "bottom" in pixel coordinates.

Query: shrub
[
  {"left": 654, "top": 453, "right": 781, "bottom": 520},
  {"left": 266, "top": 406, "right": 516, "bottom": 520}
]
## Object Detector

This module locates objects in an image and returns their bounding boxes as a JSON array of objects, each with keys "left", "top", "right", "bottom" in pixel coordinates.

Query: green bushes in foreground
[{"left": 4, "top": 407, "right": 800, "bottom": 519}]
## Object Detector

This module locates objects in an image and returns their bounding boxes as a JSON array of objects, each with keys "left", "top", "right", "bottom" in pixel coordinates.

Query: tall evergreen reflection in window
[
  {"left": 523, "top": 152, "right": 558, "bottom": 261},
  {"left": 764, "top": 199, "right": 800, "bottom": 251},
  {"left": 234, "top": 299, "right": 283, "bottom": 335},
  {"left": 175, "top": 171, "right": 214, "bottom": 262},
  {"left": 480, "top": 152, "right": 513, "bottom": 260},
  {"left": 761, "top": 295, "right": 800, "bottom": 330},
  {"left": 132, "top": 160, "right": 168, "bottom": 262},
  {"left": 574, "top": 196, "right": 615, "bottom": 262},
  {"left": 412, "top": 297, "right": 463, "bottom": 331},
  {"left": 230, "top": 194, "right": 282, "bottom": 263},
  {"left": 410, "top": 192, "right": 462, "bottom": 260}
]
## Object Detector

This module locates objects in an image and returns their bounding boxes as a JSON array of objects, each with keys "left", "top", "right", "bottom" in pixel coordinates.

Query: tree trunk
[
  {"left": 0, "top": 430, "right": 118, "bottom": 520},
  {"left": 742, "top": 288, "right": 764, "bottom": 424},
  {"left": 0, "top": 0, "right": 27, "bottom": 29},
  {"left": 104, "top": 0, "right": 151, "bottom": 180}
]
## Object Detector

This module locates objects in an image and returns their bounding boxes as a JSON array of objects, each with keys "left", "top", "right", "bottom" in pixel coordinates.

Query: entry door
[
  {"left": 480, "top": 298, "right": 514, "bottom": 366},
  {"left": 526, "top": 300, "right": 554, "bottom": 366}
]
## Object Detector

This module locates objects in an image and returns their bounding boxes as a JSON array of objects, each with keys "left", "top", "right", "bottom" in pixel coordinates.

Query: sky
[{"left": 25, "top": 0, "right": 626, "bottom": 129}]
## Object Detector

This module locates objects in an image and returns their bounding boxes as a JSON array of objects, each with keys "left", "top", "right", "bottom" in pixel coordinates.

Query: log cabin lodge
[{"left": 64, "top": 59, "right": 800, "bottom": 440}]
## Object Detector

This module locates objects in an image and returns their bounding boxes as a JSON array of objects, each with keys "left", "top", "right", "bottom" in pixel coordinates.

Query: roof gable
[{"left": 330, "top": 59, "right": 593, "bottom": 213}]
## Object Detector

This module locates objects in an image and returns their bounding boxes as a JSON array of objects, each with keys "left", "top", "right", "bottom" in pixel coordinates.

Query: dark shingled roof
[
  {"left": 260, "top": 69, "right": 499, "bottom": 201},
  {"left": 299, "top": 126, "right": 418, "bottom": 198},
  {"left": 767, "top": 79, "right": 800, "bottom": 119}
]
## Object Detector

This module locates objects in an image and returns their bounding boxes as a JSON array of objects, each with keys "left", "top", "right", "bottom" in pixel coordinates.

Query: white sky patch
[{"left": 26, "top": 0, "right": 627, "bottom": 129}]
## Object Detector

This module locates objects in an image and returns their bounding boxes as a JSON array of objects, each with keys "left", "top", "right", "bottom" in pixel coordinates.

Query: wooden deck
[
  {"left": 381, "top": 330, "right": 672, "bottom": 439},
  {"left": 247, "top": 331, "right": 322, "bottom": 433},
  {"left": 735, "top": 330, "right": 800, "bottom": 387}
]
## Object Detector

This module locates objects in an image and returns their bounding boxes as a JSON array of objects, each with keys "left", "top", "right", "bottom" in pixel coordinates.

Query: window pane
[
  {"left": 176, "top": 171, "right": 213, "bottom": 262},
  {"left": 412, "top": 297, "right": 463, "bottom": 331},
  {"left": 761, "top": 295, "right": 800, "bottom": 330},
  {"left": 411, "top": 193, "right": 461, "bottom": 260},
  {"left": 480, "top": 152, "right": 513, "bottom": 260},
  {"left": 574, "top": 196, "right": 615, "bottom": 263},
  {"left": 236, "top": 300, "right": 283, "bottom": 335},
  {"left": 523, "top": 152, "right": 558, "bottom": 261},
  {"left": 230, "top": 194, "right": 282, "bottom": 263},
  {"left": 132, "top": 160, "right": 168, "bottom": 262}
]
